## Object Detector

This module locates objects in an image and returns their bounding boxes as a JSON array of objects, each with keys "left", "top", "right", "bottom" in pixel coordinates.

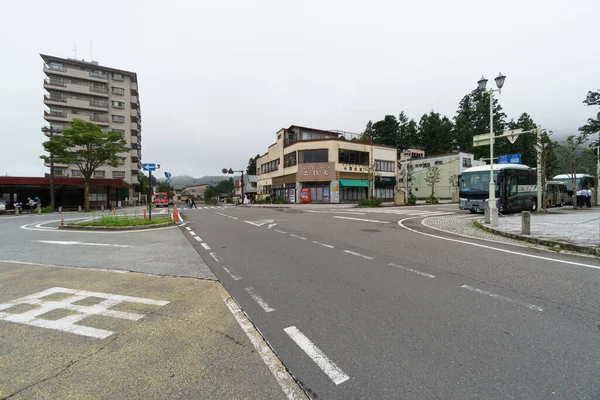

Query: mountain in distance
[{"left": 157, "top": 175, "right": 240, "bottom": 188}]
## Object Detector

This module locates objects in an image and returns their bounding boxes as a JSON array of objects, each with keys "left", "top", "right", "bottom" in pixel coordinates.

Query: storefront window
[{"left": 299, "top": 149, "right": 328, "bottom": 163}]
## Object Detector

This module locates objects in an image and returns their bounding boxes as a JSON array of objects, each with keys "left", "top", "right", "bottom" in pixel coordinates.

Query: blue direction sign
[
  {"left": 164, "top": 172, "right": 172, "bottom": 178},
  {"left": 498, "top": 153, "right": 521, "bottom": 165},
  {"left": 166, "top": 178, "right": 172, "bottom": 184},
  {"left": 142, "top": 163, "right": 157, "bottom": 171}
]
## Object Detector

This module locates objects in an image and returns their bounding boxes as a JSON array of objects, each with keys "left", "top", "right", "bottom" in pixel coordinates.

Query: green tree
[
  {"left": 579, "top": 90, "right": 600, "bottom": 143},
  {"left": 41, "top": 119, "right": 129, "bottom": 211},
  {"left": 424, "top": 166, "right": 441, "bottom": 202},
  {"left": 156, "top": 181, "right": 174, "bottom": 198},
  {"left": 360, "top": 120, "right": 375, "bottom": 143},
  {"left": 371, "top": 115, "right": 399, "bottom": 146},
  {"left": 247, "top": 154, "right": 260, "bottom": 175},
  {"left": 417, "top": 111, "right": 455, "bottom": 155},
  {"left": 397, "top": 111, "right": 419, "bottom": 150},
  {"left": 137, "top": 171, "right": 157, "bottom": 197},
  {"left": 556, "top": 135, "right": 588, "bottom": 208},
  {"left": 495, "top": 113, "right": 538, "bottom": 167}
]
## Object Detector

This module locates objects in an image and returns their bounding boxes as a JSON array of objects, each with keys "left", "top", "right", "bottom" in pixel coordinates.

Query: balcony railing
[
  {"left": 90, "top": 114, "right": 108, "bottom": 122},
  {"left": 44, "top": 110, "right": 66, "bottom": 118},
  {"left": 44, "top": 95, "right": 66, "bottom": 103},
  {"left": 89, "top": 99, "right": 108, "bottom": 108},
  {"left": 44, "top": 78, "right": 66, "bottom": 87},
  {"left": 89, "top": 71, "right": 108, "bottom": 79},
  {"left": 89, "top": 85, "right": 108, "bottom": 93},
  {"left": 45, "top": 63, "right": 66, "bottom": 72}
]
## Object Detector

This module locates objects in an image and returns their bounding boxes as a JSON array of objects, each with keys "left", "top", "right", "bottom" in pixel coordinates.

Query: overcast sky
[{"left": 1, "top": 0, "right": 599, "bottom": 178}]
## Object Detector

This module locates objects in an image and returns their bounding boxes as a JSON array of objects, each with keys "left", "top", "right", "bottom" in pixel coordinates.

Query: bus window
[{"left": 509, "top": 177, "right": 518, "bottom": 196}]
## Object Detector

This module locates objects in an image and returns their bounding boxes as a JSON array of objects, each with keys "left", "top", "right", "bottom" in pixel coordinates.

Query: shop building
[{"left": 256, "top": 125, "right": 397, "bottom": 203}]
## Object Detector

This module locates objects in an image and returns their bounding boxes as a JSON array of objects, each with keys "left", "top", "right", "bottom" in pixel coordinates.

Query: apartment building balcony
[
  {"left": 130, "top": 122, "right": 140, "bottom": 132},
  {"left": 129, "top": 174, "right": 139, "bottom": 185},
  {"left": 130, "top": 95, "right": 138, "bottom": 104},
  {"left": 65, "top": 97, "right": 109, "bottom": 111},
  {"left": 129, "top": 135, "right": 138, "bottom": 145},
  {"left": 66, "top": 112, "right": 109, "bottom": 126},
  {"left": 43, "top": 95, "right": 67, "bottom": 106},
  {"left": 44, "top": 110, "right": 68, "bottom": 122},
  {"left": 130, "top": 148, "right": 141, "bottom": 158},
  {"left": 44, "top": 64, "right": 108, "bottom": 83}
]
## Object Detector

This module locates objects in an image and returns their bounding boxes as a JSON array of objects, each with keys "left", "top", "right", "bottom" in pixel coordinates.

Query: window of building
[
  {"left": 72, "top": 170, "right": 83, "bottom": 177},
  {"left": 423, "top": 162, "right": 431, "bottom": 168},
  {"left": 48, "top": 77, "right": 64, "bottom": 85},
  {"left": 299, "top": 149, "right": 328, "bottom": 163},
  {"left": 53, "top": 169, "right": 63, "bottom": 176},
  {"left": 338, "top": 149, "right": 369, "bottom": 165},
  {"left": 341, "top": 187, "right": 368, "bottom": 201},
  {"left": 375, "top": 160, "right": 395, "bottom": 172},
  {"left": 112, "top": 115, "right": 125, "bottom": 122},
  {"left": 49, "top": 123, "right": 64, "bottom": 131},
  {"left": 47, "top": 62, "right": 65, "bottom": 72},
  {"left": 112, "top": 87, "right": 125, "bottom": 95},
  {"left": 89, "top": 193, "right": 108, "bottom": 201},
  {"left": 90, "top": 70, "right": 107, "bottom": 79},
  {"left": 49, "top": 107, "right": 64, "bottom": 116},
  {"left": 111, "top": 101, "right": 124, "bottom": 108},
  {"left": 284, "top": 151, "right": 297, "bottom": 167},
  {"left": 113, "top": 171, "right": 126, "bottom": 178},
  {"left": 375, "top": 187, "right": 394, "bottom": 200},
  {"left": 70, "top": 79, "right": 83, "bottom": 85},
  {"left": 94, "top": 170, "right": 105, "bottom": 178},
  {"left": 260, "top": 159, "right": 280, "bottom": 174},
  {"left": 112, "top": 73, "right": 124, "bottom": 81},
  {"left": 49, "top": 93, "right": 64, "bottom": 101},
  {"left": 117, "top": 157, "right": 126, "bottom": 166},
  {"left": 435, "top": 161, "right": 443, "bottom": 165},
  {"left": 462, "top": 158, "right": 472, "bottom": 168}
]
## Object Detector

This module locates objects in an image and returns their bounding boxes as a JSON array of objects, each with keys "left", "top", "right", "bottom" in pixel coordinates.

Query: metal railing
[
  {"left": 89, "top": 71, "right": 107, "bottom": 79},
  {"left": 44, "top": 95, "right": 66, "bottom": 103},
  {"left": 44, "top": 78, "right": 66, "bottom": 87},
  {"left": 89, "top": 99, "right": 108, "bottom": 107},
  {"left": 44, "top": 63, "right": 66, "bottom": 72},
  {"left": 44, "top": 110, "right": 65, "bottom": 117},
  {"left": 89, "top": 85, "right": 108, "bottom": 93},
  {"left": 90, "top": 114, "right": 108, "bottom": 122}
]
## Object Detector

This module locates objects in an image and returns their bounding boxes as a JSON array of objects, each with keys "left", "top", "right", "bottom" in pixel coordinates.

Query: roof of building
[
  {"left": 412, "top": 152, "right": 473, "bottom": 161},
  {"left": 40, "top": 54, "right": 138, "bottom": 82},
  {"left": 0, "top": 176, "right": 133, "bottom": 188}
]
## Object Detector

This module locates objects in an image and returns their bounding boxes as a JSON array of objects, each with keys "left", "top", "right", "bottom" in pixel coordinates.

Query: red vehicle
[{"left": 154, "top": 192, "right": 169, "bottom": 207}]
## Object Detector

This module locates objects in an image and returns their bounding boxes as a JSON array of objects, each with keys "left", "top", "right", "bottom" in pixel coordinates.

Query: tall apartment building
[{"left": 41, "top": 54, "right": 141, "bottom": 197}]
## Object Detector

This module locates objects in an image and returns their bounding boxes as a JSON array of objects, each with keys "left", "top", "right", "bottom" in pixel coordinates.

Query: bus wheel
[{"left": 531, "top": 198, "right": 537, "bottom": 211}]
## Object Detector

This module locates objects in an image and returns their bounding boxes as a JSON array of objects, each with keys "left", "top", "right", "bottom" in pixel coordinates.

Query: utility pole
[
  {"left": 148, "top": 169, "right": 152, "bottom": 221},
  {"left": 536, "top": 125, "right": 543, "bottom": 212},
  {"left": 42, "top": 126, "right": 57, "bottom": 210}
]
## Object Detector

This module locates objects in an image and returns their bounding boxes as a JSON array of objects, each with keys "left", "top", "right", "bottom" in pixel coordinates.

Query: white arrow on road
[
  {"left": 267, "top": 223, "right": 278, "bottom": 229},
  {"left": 244, "top": 219, "right": 275, "bottom": 227},
  {"left": 34, "top": 240, "right": 131, "bottom": 248}
]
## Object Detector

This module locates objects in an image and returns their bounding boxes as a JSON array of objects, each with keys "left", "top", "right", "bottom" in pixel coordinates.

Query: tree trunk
[{"left": 84, "top": 178, "right": 90, "bottom": 212}]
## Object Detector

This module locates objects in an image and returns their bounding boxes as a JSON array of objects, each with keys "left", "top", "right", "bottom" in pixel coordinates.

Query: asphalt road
[{"left": 180, "top": 204, "right": 600, "bottom": 400}]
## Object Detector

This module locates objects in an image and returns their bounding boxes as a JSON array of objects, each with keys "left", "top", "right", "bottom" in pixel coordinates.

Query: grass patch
[{"left": 72, "top": 215, "right": 172, "bottom": 227}]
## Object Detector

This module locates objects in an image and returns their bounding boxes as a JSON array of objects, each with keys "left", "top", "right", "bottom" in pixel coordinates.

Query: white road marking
[
  {"left": 189, "top": 231, "right": 196, "bottom": 236},
  {"left": 186, "top": 227, "right": 191, "bottom": 231},
  {"left": 224, "top": 298, "right": 305, "bottom": 399},
  {"left": 245, "top": 287, "right": 276, "bottom": 312},
  {"left": 461, "top": 285, "right": 544, "bottom": 312},
  {"left": 194, "top": 236, "right": 202, "bottom": 242},
  {"left": 34, "top": 240, "right": 130, "bottom": 248},
  {"left": 289, "top": 234, "right": 307, "bottom": 240},
  {"left": 388, "top": 263, "right": 435, "bottom": 278},
  {"left": 244, "top": 219, "right": 276, "bottom": 227},
  {"left": 229, "top": 216, "right": 239, "bottom": 220},
  {"left": 284, "top": 326, "right": 350, "bottom": 385},
  {"left": 267, "top": 223, "right": 278, "bottom": 229},
  {"left": 209, "top": 252, "right": 220, "bottom": 262},
  {"left": 312, "top": 241, "right": 335, "bottom": 249},
  {"left": 0, "top": 287, "right": 168, "bottom": 339},
  {"left": 21, "top": 219, "right": 180, "bottom": 234},
  {"left": 398, "top": 216, "right": 600, "bottom": 270},
  {"left": 274, "top": 229, "right": 287, "bottom": 234},
  {"left": 0, "top": 260, "right": 128, "bottom": 273},
  {"left": 343, "top": 250, "right": 374, "bottom": 260},
  {"left": 333, "top": 216, "right": 390, "bottom": 224},
  {"left": 222, "top": 265, "right": 242, "bottom": 280},
  {"left": 201, "top": 243, "right": 211, "bottom": 250}
]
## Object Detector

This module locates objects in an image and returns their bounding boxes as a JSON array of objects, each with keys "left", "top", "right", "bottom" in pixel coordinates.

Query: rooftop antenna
[
  {"left": 72, "top": 42, "right": 77, "bottom": 59},
  {"left": 90, "top": 41, "right": 93, "bottom": 61}
]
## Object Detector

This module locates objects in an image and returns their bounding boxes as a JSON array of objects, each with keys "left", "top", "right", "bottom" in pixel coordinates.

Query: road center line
[
  {"left": 388, "top": 263, "right": 435, "bottom": 278},
  {"left": 186, "top": 227, "right": 191, "bottom": 231},
  {"left": 201, "top": 243, "right": 211, "bottom": 250},
  {"left": 194, "top": 236, "right": 202, "bottom": 242},
  {"left": 398, "top": 216, "right": 600, "bottom": 271},
  {"left": 343, "top": 250, "right": 374, "bottom": 260},
  {"left": 289, "top": 234, "right": 307, "bottom": 240},
  {"left": 461, "top": 285, "right": 544, "bottom": 312},
  {"left": 284, "top": 326, "right": 350, "bottom": 385},
  {"left": 333, "top": 216, "right": 390, "bottom": 224},
  {"left": 274, "top": 229, "right": 287, "bottom": 234},
  {"left": 312, "top": 241, "right": 335, "bottom": 249},
  {"left": 189, "top": 231, "right": 196, "bottom": 236},
  {"left": 209, "top": 252, "right": 220, "bottom": 262},
  {"left": 224, "top": 298, "right": 304, "bottom": 399},
  {"left": 244, "top": 287, "right": 276, "bottom": 312},
  {"left": 222, "top": 265, "right": 242, "bottom": 280}
]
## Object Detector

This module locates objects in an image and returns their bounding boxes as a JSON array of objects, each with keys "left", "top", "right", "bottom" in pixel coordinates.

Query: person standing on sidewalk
[
  {"left": 584, "top": 187, "right": 592, "bottom": 208},
  {"left": 576, "top": 188, "right": 584, "bottom": 208}
]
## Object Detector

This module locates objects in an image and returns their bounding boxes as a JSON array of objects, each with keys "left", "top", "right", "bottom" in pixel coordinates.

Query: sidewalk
[
  {"left": 245, "top": 199, "right": 454, "bottom": 209},
  {"left": 480, "top": 207, "right": 600, "bottom": 254}
]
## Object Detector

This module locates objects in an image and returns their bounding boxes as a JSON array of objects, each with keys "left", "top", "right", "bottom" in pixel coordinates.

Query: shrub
[
  {"left": 407, "top": 194, "right": 417, "bottom": 205},
  {"left": 41, "top": 205, "right": 54, "bottom": 213},
  {"left": 426, "top": 195, "right": 439, "bottom": 204},
  {"left": 358, "top": 197, "right": 383, "bottom": 207}
]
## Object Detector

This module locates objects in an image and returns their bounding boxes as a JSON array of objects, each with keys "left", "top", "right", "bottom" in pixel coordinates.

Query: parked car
[{"left": 0, "top": 200, "right": 6, "bottom": 214}]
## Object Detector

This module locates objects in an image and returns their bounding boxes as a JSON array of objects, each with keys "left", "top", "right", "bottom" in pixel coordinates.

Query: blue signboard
[
  {"left": 164, "top": 172, "right": 172, "bottom": 178},
  {"left": 166, "top": 178, "right": 172, "bottom": 184},
  {"left": 498, "top": 153, "right": 521, "bottom": 165},
  {"left": 142, "top": 163, "right": 156, "bottom": 171}
]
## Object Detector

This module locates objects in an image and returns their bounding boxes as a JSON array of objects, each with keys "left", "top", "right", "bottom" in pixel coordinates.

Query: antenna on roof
[
  {"left": 90, "top": 41, "right": 93, "bottom": 62},
  {"left": 72, "top": 42, "right": 77, "bottom": 59}
]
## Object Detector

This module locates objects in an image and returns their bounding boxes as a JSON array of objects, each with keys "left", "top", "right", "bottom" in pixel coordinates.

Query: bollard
[
  {"left": 113, "top": 208, "right": 117, "bottom": 216},
  {"left": 484, "top": 207, "right": 490, "bottom": 224},
  {"left": 37, "top": 204, "right": 41, "bottom": 214},
  {"left": 60, "top": 218, "right": 64, "bottom": 226},
  {"left": 59, "top": 206, "right": 62, "bottom": 214},
  {"left": 78, "top": 205, "right": 82, "bottom": 213},
  {"left": 522, "top": 211, "right": 531, "bottom": 235},
  {"left": 101, "top": 205, "right": 104, "bottom": 212},
  {"left": 490, "top": 208, "right": 498, "bottom": 227},
  {"left": 143, "top": 208, "right": 147, "bottom": 220},
  {"left": 15, "top": 206, "right": 19, "bottom": 216}
]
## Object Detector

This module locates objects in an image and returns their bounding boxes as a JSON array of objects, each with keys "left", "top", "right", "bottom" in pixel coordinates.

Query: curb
[
  {"left": 59, "top": 221, "right": 176, "bottom": 231},
  {"left": 473, "top": 220, "right": 599, "bottom": 256}
]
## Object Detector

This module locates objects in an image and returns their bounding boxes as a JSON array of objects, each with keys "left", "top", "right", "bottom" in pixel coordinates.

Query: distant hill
[{"left": 158, "top": 175, "right": 239, "bottom": 189}]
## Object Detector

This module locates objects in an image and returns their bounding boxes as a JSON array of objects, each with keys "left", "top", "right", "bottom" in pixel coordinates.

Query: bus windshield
[
  {"left": 156, "top": 193, "right": 167, "bottom": 198},
  {"left": 553, "top": 177, "right": 587, "bottom": 191},
  {"left": 460, "top": 171, "right": 499, "bottom": 193}
]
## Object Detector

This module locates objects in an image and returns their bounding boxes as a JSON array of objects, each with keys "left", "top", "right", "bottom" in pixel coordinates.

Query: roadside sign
[
  {"left": 473, "top": 133, "right": 491, "bottom": 147},
  {"left": 142, "top": 163, "right": 156, "bottom": 171},
  {"left": 166, "top": 178, "right": 172, "bottom": 184},
  {"left": 164, "top": 172, "right": 172, "bottom": 178},
  {"left": 498, "top": 153, "right": 521, "bottom": 164}
]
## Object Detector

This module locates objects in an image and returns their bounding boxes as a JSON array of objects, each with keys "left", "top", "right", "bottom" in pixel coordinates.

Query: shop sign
[
  {"left": 375, "top": 176, "right": 396, "bottom": 186},
  {"left": 297, "top": 162, "right": 335, "bottom": 182}
]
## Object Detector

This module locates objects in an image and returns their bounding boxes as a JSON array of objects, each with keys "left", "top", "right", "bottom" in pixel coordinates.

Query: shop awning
[{"left": 339, "top": 178, "right": 370, "bottom": 187}]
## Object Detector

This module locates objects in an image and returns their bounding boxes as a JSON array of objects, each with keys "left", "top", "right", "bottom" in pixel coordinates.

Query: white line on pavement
[
  {"left": 34, "top": 240, "right": 131, "bottom": 248},
  {"left": 245, "top": 287, "right": 276, "bottom": 312},
  {"left": 186, "top": 227, "right": 191, "bottom": 231},
  {"left": 189, "top": 231, "right": 196, "bottom": 236},
  {"left": 274, "top": 229, "right": 287, "bottom": 234},
  {"left": 284, "top": 326, "right": 350, "bottom": 385},
  {"left": 388, "top": 263, "right": 435, "bottom": 278},
  {"left": 224, "top": 298, "right": 304, "bottom": 399},
  {"left": 343, "top": 250, "right": 374, "bottom": 260},
  {"left": 289, "top": 234, "right": 307, "bottom": 240},
  {"left": 222, "top": 265, "right": 242, "bottom": 280},
  {"left": 333, "top": 216, "right": 390, "bottom": 224},
  {"left": 312, "top": 241, "right": 335, "bottom": 249},
  {"left": 201, "top": 243, "right": 211, "bottom": 250},
  {"left": 461, "top": 285, "right": 544, "bottom": 312},
  {"left": 194, "top": 236, "right": 201, "bottom": 242},
  {"left": 267, "top": 223, "right": 278, "bottom": 229},
  {"left": 209, "top": 252, "right": 220, "bottom": 262},
  {"left": 398, "top": 216, "right": 600, "bottom": 271}
]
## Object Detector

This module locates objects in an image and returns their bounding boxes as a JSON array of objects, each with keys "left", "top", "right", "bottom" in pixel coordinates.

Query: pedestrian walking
[
  {"left": 185, "top": 198, "right": 190, "bottom": 209},
  {"left": 191, "top": 197, "right": 197, "bottom": 209},
  {"left": 584, "top": 187, "right": 592, "bottom": 208}
]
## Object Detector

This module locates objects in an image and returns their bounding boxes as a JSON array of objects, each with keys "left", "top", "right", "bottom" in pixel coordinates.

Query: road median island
[
  {"left": 473, "top": 220, "right": 600, "bottom": 256},
  {"left": 60, "top": 215, "right": 175, "bottom": 231}
]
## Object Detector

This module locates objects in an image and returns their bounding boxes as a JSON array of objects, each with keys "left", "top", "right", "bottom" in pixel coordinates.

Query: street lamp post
[
  {"left": 402, "top": 149, "right": 412, "bottom": 204},
  {"left": 41, "top": 125, "right": 60, "bottom": 210},
  {"left": 477, "top": 73, "right": 506, "bottom": 224}
]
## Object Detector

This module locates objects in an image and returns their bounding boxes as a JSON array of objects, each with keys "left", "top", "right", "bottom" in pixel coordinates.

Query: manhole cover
[{"left": 361, "top": 229, "right": 381, "bottom": 233}]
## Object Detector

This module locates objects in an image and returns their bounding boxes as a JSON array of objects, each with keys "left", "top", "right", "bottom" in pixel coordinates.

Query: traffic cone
[{"left": 60, "top": 218, "right": 64, "bottom": 226}]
